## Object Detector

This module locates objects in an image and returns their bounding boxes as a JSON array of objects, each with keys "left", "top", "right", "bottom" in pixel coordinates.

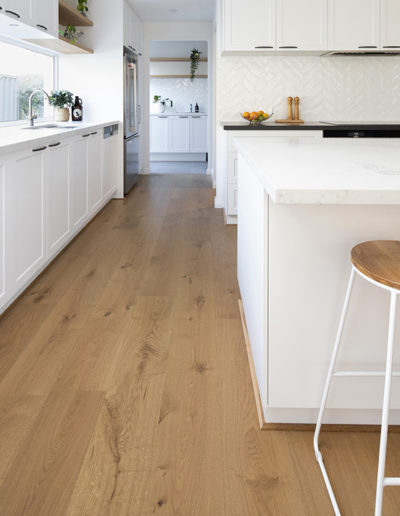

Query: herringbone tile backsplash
[{"left": 216, "top": 55, "right": 400, "bottom": 121}]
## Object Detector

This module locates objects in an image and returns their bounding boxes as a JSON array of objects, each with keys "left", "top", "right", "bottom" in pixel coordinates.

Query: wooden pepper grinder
[{"left": 276, "top": 96, "right": 304, "bottom": 124}]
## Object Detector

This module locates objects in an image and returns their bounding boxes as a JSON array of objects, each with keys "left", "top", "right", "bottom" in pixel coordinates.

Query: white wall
[
  {"left": 143, "top": 22, "right": 214, "bottom": 175},
  {"left": 59, "top": 0, "right": 125, "bottom": 197}
]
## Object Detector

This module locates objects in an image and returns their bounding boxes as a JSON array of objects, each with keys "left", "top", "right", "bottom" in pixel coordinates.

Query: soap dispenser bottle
[
  {"left": 72, "top": 96, "right": 83, "bottom": 122},
  {"left": 195, "top": 102, "right": 199, "bottom": 113}
]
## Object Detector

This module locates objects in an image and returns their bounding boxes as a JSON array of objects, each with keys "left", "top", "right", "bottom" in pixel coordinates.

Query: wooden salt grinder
[
  {"left": 294, "top": 97, "right": 300, "bottom": 121},
  {"left": 287, "top": 96, "right": 294, "bottom": 121}
]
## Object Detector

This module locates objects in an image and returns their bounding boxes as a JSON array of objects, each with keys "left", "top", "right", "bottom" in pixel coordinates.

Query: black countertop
[{"left": 223, "top": 121, "right": 400, "bottom": 131}]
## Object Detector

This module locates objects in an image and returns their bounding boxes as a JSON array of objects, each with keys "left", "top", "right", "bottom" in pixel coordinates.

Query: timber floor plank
[{"left": 0, "top": 173, "right": 400, "bottom": 515}]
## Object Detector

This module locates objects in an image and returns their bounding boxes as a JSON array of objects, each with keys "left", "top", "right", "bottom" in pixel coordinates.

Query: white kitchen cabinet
[
  {"left": 190, "top": 116, "right": 208, "bottom": 153},
  {"left": 2, "top": 0, "right": 31, "bottom": 25},
  {"left": 6, "top": 146, "right": 46, "bottom": 294},
  {"left": 381, "top": 0, "right": 400, "bottom": 49},
  {"left": 45, "top": 141, "right": 70, "bottom": 259},
  {"left": 170, "top": 117, "right": 190, "bottom": 153},
  {"left": 150, "top": 116, "right": 170, "bottom": 153},
  {"left": 103, "top": 134, "right": 119, "bottom": 199},
  {"left": 223, "top": 0, "right": 276, "bottom": 52},
  {"left": 124, "top": 0, "right": 143, "bottom": 54},
  {"left": 227, "top": 183, "right": 238, "bottom": 216},
  {"left": 277, "top": 0, "right": 328, "bottom": 51},
  {"left": 70, "top": 136, "right": 89, "bottom": 232},
  {"left": 328, "top": 0, "right": 380, "bottom": 50},
  {"left": 31, "top": 0, "right": 58, "bottom": 37},
  {"left": 0, "top": 161, "right": 5, "bottom": 306},
  {"left": 88, "top": 131, "right": 103, "bottom": 214}
]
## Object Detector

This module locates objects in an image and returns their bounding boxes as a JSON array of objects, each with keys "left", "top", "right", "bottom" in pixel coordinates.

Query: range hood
[{"left": 322, "top": 49, "right": 400, "bottom": 56}]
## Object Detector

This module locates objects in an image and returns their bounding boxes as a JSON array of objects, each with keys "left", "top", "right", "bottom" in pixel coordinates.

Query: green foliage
[
  {"left": 77, "top": 0, "right": 88, "bottom": 14},
  {"left": 63, "top": 24, "right": 77, "bottom": 43},
  {"left": 190, "top": 48, "right": 202, "bottom": 81},
  {"left": 49, "top": 90, "right": 74, "bottom": 108},
  {"left": 153, "top": 95, "right": 173, "bottom": 107},
  {"left": 18, "top": 75, "right": 44, "bottom": 120}
]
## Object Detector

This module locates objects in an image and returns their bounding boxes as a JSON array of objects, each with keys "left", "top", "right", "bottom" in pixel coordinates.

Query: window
[{"left": 0, "top": 40, "right": 56, "bottom": 124}]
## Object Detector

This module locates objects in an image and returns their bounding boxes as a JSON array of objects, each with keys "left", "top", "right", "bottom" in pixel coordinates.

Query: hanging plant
[
  {"left": 190, "top": 48, "right": 202, "bottom": 81},
  {"left": 77, "top": 0, "right": 88, "bottom": 17}
]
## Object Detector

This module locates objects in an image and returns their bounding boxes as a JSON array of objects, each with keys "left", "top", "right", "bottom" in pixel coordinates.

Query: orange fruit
[
  {"left": 258, "top": 110, "right": 264, "bottom": 116},
  {"left": 242, "top": 112, "right": 250, "bottom": 120},
  {"left": 250, "top": 112, "right": 258, "bottom": 120}
]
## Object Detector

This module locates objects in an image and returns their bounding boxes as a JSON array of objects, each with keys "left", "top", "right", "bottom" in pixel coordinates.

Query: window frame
[{"left": 0, "top": 36, "right": 59, "bottom": 128}]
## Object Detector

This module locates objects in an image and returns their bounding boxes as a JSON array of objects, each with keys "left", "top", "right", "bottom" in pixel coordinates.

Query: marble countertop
[
  {"left": 0, "top": 120, "right": 120, "bottom": 156},
  {"left": 223, "top": 121, "right": 400, "bottom": 130},
  {"left": 150, "top": 112, "right": 207, "bottom": 116},
  {"left": 234, "top": 136, "right": 400, "bottom": 205}
]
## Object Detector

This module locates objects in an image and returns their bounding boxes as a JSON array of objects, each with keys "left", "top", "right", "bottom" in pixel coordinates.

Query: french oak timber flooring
[{"left": 1, "top": 173, "right": 400, "bottom": 514}]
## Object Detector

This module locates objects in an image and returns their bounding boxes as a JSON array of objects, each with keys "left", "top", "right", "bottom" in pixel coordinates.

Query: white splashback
[
  {"left": 150, "top": 78, "right": 208, "bottom": 113},
  {"left": 216, "top": 55, "right": 400, "bottom": 122}
]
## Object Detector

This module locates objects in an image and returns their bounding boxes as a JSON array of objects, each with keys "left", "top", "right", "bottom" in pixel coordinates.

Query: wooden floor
[{"left": 1, "top": 173, "right": 400, "bottom": 515}]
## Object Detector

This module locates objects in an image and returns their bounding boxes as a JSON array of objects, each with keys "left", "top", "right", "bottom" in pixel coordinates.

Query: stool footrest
[
  {"left": 333, "top": 371, "right": 400, "bottom": 378},
  {"left": 384, "top": 477, "right": 400, "bottom": 487}
]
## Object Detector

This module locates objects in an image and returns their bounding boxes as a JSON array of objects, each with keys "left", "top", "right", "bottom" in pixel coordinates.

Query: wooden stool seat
[{"left": 351, "top": 241, "right": 400, "bottom": 291}]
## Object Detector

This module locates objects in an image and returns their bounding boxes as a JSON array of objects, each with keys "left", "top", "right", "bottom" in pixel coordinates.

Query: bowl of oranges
[{"left": 241, "top": 110, "right": 273, "bottom": 125}]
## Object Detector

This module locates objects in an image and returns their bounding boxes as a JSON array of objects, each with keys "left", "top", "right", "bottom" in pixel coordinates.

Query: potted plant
[
  {"left": 190, "top": 48, "right": 202, "bottom": 81},
  {"left": 153, "top": 95, "right": 173, "bottom": 114},
  {"left": 49, "top": 90, "right": 74, "bottom": 122},
  {"left": 77, "top": 0, "right": 88, "bottom": 16}
]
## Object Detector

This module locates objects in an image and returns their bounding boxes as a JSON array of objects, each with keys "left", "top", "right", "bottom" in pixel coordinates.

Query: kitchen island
[{"left": 235, "top": 136, "right": 400, "bottom": 426}]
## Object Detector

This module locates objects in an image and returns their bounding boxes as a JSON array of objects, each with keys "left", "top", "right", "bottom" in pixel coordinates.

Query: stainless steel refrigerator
[{"left": 124, "top": 47, "right": 141, "bottom": 195}]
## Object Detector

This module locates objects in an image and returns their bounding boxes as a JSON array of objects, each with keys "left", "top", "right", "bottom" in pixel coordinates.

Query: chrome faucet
[{"left": 28, "top": 89, "right": 50, "bottom": 127}]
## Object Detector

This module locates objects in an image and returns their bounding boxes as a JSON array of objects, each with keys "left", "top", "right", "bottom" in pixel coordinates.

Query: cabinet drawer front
[
  {"left": 227, "top": 183, "right": 238, "bottom": 215},
  {"left": 227, "top": 152, "right": 238, "bottom": 184}
]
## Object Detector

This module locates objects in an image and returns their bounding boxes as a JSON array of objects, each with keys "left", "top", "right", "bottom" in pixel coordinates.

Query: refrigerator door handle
[{"left": 137, "top": 104, "right": 142, "bottom": 125}]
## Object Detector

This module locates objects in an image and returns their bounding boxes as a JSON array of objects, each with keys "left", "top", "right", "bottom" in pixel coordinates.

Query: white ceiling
[
  {"left": 150, "top": 40, "right": 208, "bottom": 58},
  {"left": 128, "top": 0, "right": 215, "bottom": 22}
]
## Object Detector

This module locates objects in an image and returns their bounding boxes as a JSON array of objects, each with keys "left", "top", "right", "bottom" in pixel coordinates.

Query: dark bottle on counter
[
  {"left": 195, "top": 102, "right": 199, "bottom": 113},
  {"left": 72, "top": 96, "right": 83, "bottom": 122}
]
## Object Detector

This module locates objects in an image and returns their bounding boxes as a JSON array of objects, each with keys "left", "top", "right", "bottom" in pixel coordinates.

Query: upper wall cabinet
[
  {"left": 277, "top": 0, "right": 328, "bottom": 51},
  {"left": 124, "top": 1, "right": 143, "bottom": 54},
  {"left": 328, "top": 0, "right": 380, "bottom": 50},
  {"left": 223, "top": 0, "right": 276, "bottom": 52},
  {"left": 1, "top": 0, "right": 31, "bottom": 25},
  {"left": 31, "top": 0, "right": 58, "bottom": 38},
  {"left": 381, "top": 0, "right": 400, "bottom": 49}
]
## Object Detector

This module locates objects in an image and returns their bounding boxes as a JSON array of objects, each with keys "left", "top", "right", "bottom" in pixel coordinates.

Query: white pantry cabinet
[
  {"left": 88, "top": 131, "right": 103, "bottom": 214},
  {"left": 70, "top": 136, "right": 89, "bottom": 232},
  {"left": 150, "top": 116, "right": 169, "bottom": 153},
  {"left": 190, "top": 116, "right": 208, "bottom": 153},
  {"left": 381, "top": 0, "right": 400, "bottom": 49},
  {"left": 6, "top": 146, "right": 46, "bottom": 294},
  {"left": 277, "top": 0, "right": 328, "bottom": 51},
  {"left": 223, "top": 0, "right": 276, "bottom": 52},
  {"left": 170, "top": 117, "right": 190, "bottom": 153},
  {"left": 45, "top": 141, "right": 70, "bottom": 259},
  {"left": 328, "top": 0, "right": 380, "bottom": 50},
  {"left": 124, "top": 0, "right": 143, "bottom": 54},
  {"left": 102, "top": 133, "right": 119, "bottom": 199}
]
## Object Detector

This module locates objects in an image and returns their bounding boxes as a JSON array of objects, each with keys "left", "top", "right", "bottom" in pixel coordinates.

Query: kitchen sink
[{"left": 23, "top": 124, "right": 77, "bottom": 130}]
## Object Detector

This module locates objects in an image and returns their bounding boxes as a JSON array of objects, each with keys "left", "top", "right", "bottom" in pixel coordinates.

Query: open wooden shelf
[
  {"left": 151, "top": 75, "right": 208, "bottom": 79},
  {"left": 150, "top": 57, "right": 208, "bottom": 62},
  {"left": 59, "top": 0, "right": 94, "bottom": 27},
  {"left": 26, "top": 35, "right": 93, "bottom": 54}
]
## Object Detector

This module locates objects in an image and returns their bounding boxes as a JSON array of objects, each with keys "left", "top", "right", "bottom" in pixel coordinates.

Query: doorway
[{"left": 149, "top": 40, "right": 209, "bottom": 175}]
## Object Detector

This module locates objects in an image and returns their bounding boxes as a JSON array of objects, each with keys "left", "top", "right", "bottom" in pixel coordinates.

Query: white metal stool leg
[
  {"left": 313, "top": 267, "right": 356, "bottom": 516},
  {"left": 375, "top": 291, "right": 398, "bottom": 516}
]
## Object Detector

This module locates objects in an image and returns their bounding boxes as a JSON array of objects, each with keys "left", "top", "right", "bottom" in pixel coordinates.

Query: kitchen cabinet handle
[
  {"left": 158, "top": 116, "right": 167, "bottom": 118},
  {"left": 5, "top": 10, "right": 20, "bottom": 18},
  {"left": 383, "top": 46, "right": 400, "bottom": 49},
  {"left": 358, "top": 45, "right": 377, "bottom": 49},
  {"left": 179, "top": 116, "right": 189, "bottom": 118},
  {"left": 32, "top": 146, "right": 47, "bottom": 152},
  {"left": 254, "top": 46, "right": 273, "bottom": 49},
  {"left": 279, "top": 46, "right": 298, "bottom": 49},
  {"left": 82, "top": 134, "right": 90, "bottom": 138},
  {"left": 49, "top": 142, "right": 61, "bottom": 148},
  {"left": 90, "top": 131, "right": 98, "bottom": 135},
  {"left": 36, "top": 24, "right": 48, "bottom": 31}
]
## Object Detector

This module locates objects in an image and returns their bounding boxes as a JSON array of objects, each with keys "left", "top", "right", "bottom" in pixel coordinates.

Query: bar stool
[{"left": 314, "top": 241, "right": 400, "bottom": 516}]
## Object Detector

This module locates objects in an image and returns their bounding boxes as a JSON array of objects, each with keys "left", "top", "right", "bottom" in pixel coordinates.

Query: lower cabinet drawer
[{"left": 227, "top": 183, "right": 238, "bottom": 215}]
